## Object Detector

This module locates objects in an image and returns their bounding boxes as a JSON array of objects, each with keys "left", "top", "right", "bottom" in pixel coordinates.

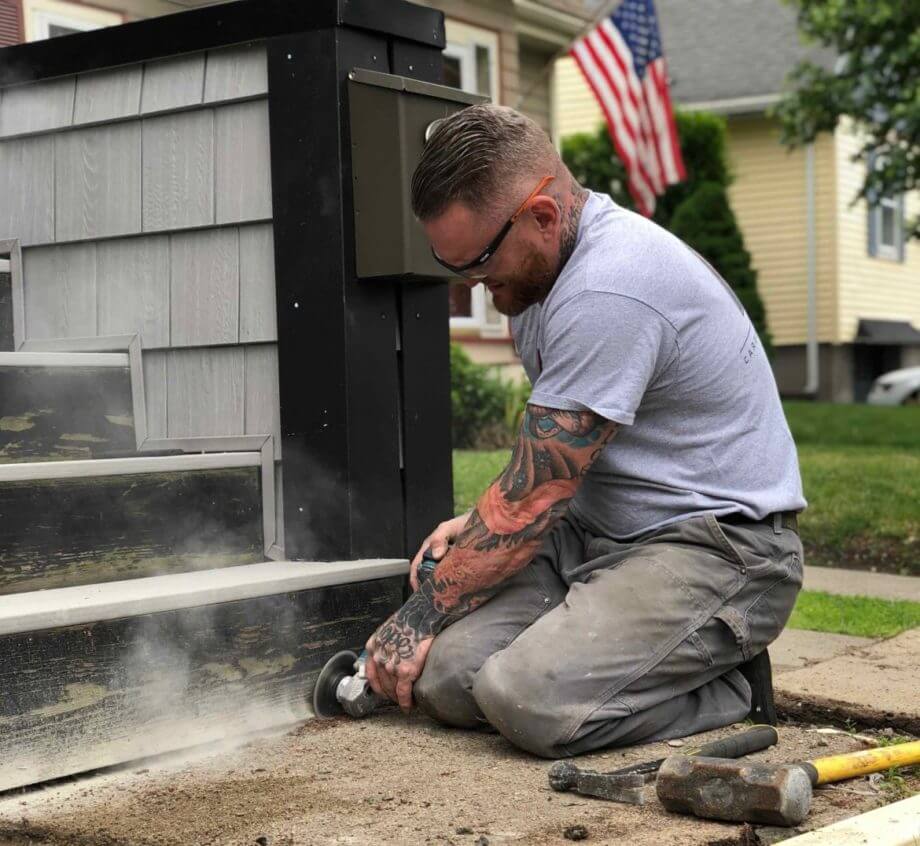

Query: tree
[
  {"left": 774, "top": 0, "right": 920, "bottom": 238},
  {"left": 562, "top": 112, "right": 772, "bottom": 354}
]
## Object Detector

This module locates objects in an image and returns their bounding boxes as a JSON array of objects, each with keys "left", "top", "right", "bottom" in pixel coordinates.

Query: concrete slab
[
  {"left": 770, "top": 627, "right": 875, "bottom": 673},
  {"left": 776, "top": 628, "right": 920, "bottom": 735},
  {"left": 0, "top": 717, "right": 893, "bottom": 846},
  {"left": 782, "top": 794, "right": 920, "bottom": 846},
  {"left": 804, "top": 566, "right": 920, "bottom": 603}
]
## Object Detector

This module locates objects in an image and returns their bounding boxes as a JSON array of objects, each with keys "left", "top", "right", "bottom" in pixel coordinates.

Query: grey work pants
[{"left": 414, "top": 511, "right": 803, "bottom": 758}]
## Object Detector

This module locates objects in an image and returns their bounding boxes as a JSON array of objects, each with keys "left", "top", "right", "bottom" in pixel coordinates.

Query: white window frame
[
  {"left": 24, "top": 0, "right": 121, "bottom": 42},
  {"left": 447, "top": 281, "right": 487, "bottom": 330},
  {"left": 871, "top": 195, "right": 904, "bottom": 261},
  {"left": 444, "top": 19, "right": 507, "bottom": 336}
]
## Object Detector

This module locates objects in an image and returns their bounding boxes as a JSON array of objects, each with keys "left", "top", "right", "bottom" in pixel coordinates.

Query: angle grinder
[{"left": 311, "top": 550, "right": 440, "bottom": 719}]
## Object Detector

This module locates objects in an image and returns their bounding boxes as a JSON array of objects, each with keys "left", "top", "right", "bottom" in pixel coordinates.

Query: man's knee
[
  {"left": 415, "top": 632, "right": 484, "bottom": 729},
  {"left": 472, "top": 651, "right": 576, "bottom": 758}
]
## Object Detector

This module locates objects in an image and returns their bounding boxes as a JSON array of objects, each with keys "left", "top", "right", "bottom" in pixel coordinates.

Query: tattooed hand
[{"left": 365, "top": 606, "right": 435, "bottom": 711}]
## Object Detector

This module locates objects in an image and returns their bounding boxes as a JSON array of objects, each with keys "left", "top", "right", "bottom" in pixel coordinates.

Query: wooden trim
[
  {"left": 0, "top": 558, "right": 409, "bottom": 636},
  {"left": 21, "top": 334, "right": 135, "bottom": 351},
  {"left": 0, "top": 350, "right": 127, "bottom": 366},
  {"left": 0, "top": 451, "right": 260, "bottom": 482},
  {"left": 0, "top": 0, "right": 444, "bottom": 85},
  {"left": 0, "top": 93, "right": 269, "bottom": 144},
  {"left": 0, "top": 239, "right": 24, "bottom": 349}
]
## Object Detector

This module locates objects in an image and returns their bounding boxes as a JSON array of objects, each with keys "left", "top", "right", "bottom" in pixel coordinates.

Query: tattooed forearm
[{"left": 388, "top": 405, "right": 617, "bottom": 640}]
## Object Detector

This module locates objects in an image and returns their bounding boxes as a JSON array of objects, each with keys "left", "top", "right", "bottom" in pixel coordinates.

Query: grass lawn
[
  {"left": 788, "top": 591, "right": 920, "bottom": 639},
  {"left": 454, "top": 402, "right": 920, "bottom": 576}
]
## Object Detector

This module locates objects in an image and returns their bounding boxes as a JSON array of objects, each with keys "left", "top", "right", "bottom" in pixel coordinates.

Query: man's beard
[
  {"left": 490, "top": 251, "right": 557, "bottom": 317},
  {"left": 490, "top": 190, "right": 586, "bottom": 317}
]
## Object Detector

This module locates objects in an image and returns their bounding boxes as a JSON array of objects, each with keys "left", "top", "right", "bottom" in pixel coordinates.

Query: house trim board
[
  {"left": 0, "top": 558, "right": 409, "bottom": 636},
  {"left": 0, "top": 451, "right": 261, "bottom": 482},
  {"left": 0, "top": 0, "right": 445, "bottom": 86},
  {"left": 0, "top": 351, "right": 128, "bottom": 367},
  {"left": 682, "top": 93, "right": 781, "bottom": 116},
  {"left": 0, "top": 239, "right": 24, "bottom": 350}
]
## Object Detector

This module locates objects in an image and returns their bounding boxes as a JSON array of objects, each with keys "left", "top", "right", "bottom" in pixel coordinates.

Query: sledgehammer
[{"left": 656, "top": 739, "right": 920, "bottom": 827}]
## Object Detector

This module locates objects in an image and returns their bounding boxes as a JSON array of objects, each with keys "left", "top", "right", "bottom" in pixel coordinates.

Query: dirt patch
[{"left": 0, "top": 714, "right": 909, "bottom": 846}]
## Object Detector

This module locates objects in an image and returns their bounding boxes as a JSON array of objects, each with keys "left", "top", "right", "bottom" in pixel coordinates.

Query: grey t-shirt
[{"left": 511, "top": 192, "right": 806, "bottom": 539}]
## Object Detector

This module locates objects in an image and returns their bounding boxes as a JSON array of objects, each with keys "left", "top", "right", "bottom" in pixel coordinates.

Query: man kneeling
[{"left": 365, "top": 105, "right": 805, "bottom": 759}]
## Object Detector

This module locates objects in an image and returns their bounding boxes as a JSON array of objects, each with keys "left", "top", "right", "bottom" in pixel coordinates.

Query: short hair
[{"left": 411, "top": 104, "right": 557, "bottom": 222}]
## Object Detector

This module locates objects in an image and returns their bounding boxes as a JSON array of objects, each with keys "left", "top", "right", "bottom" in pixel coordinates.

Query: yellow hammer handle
[{"left": 810, "top": 740, "right": 920, "bottom": 785}]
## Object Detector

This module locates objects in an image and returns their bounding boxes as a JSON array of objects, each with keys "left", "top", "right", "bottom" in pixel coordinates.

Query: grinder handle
[{"left": 692, "top": 725, "right": 779, "bottom": 761}]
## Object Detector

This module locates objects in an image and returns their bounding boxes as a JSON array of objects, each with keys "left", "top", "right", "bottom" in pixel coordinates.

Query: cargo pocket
[
  {"left": 743, "top": 553, "right": 800, "bottom": 654},
  {"left": 713, "top": 605, "right": 754, "bottom": 662}
]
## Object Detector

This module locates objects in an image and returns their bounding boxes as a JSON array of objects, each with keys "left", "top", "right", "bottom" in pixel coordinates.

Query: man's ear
[{"left": 528, "top": 196, "right": 560, "bottom": 237}]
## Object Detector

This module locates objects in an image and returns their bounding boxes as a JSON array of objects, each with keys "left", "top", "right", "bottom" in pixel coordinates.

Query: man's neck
[{"left": 557, "top": 186, "right": 589, "bottom": 277}]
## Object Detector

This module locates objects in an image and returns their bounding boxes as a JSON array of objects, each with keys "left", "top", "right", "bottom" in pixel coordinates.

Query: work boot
[{"left": 739, "top": 649, "right": 777, "bottom": 726}]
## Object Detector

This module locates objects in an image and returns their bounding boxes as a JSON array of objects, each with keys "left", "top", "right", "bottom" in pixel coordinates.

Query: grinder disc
[{"left": 312, "top": 650, "right": 358, "bottom": 718}]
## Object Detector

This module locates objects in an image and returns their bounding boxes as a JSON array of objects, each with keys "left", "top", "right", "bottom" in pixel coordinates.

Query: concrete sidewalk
[
  {"left": 803, "top": 565, "right": 920, "bottom": 602},
  {"left": 775, "top": 628, "right": 920, "bottom": 735}
]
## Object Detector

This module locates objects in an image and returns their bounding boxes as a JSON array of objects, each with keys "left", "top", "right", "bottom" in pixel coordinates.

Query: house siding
[
  {"left": 518, "top": 43, "right": 554, "bottom": 133},
  {"left": 0, "top": 0, "right": 22, "bottom": 46},
  {"left": 725, "top": 116, "right": 838, "bottom": 347},
  {"left": 835, "top": 118, "right": 920, "bottom": 343},
  {"left": 552, "top": 54, "right": 602, "bottom": 140}
]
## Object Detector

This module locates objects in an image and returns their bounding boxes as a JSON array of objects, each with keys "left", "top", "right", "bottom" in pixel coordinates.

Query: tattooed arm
[{"left": 365, "top": 404, "right": 618, "bottom": 710}]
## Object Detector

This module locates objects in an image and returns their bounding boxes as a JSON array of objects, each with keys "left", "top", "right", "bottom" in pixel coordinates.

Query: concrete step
[{"left": 0, "top": 558, "right": 407, "bottom": 792}]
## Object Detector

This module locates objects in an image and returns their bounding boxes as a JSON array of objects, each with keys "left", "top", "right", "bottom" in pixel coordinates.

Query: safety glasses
[{"left": 431, "top": 175, "right": 555, "bottom": 278}]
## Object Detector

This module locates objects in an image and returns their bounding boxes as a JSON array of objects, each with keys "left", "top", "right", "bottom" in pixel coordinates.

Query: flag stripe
[
  {"left": 590, "top": 27, "right": 665, "bottom": 193},
  {"left": 600, "top": 20, "right": 669, "bottom": 192},
  {"left": 570, "top": 0, "right": 686, "bottom": 216},
  {"left": 570, "top": 43, "right": 656, "bottom": 215},
  {"left": 581, "top": 34, "right": 662, "bottom": 195}
]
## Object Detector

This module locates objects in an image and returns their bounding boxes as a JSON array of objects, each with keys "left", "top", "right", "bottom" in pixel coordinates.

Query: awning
[{"left": 856, "top": 319, "right": 920, "bottom": 345}]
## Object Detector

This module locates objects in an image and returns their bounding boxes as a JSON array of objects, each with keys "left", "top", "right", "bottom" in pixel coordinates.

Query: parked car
[{"left": 867, "top": 366, "right": 920, "bottom": 406}]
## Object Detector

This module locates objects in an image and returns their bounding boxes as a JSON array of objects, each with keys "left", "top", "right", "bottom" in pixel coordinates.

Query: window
[
  {"left": 866, "top": 153, "right": 905, "bottom": 262},
  {"left": 24, "top": 0, "right": 121, "bottom": 42},
  {"left": 868, "top": 195, "right": 905, "bottom": 262},
  {"left": 443, "top": 20, "right": 506, "bottom": 335}
]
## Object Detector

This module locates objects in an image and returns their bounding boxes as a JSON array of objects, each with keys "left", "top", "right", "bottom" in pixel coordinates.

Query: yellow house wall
[
  {"left": 552, "top": 54, "right": 603, "bottom": 141},
  {"left": 725, "top": 117, "right": 838, "bottom": 345},
  {"left": 835, "top": 119, "right": 920, "bottom": 342}
]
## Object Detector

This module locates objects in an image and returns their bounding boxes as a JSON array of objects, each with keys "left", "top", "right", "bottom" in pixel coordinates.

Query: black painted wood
[
  {"left": 0, "top": 0, "right": 443, "bottom": 86},
  {"left": 0, "top": 467, "right": 263, "bottom": 594},
  {"left": 268, "top": 29, "right": 404, "bottom": 561},
  {"left": 0, "top": 365, "right": 135, "bottom": 463},
  {"left": 0, "top": 270, "right": 11, "bottom": 352},
  {"left": 0, "top": 575, "right": 403, "bottom": 791},
  {"left": 390, "top": 39, "right": 455, "bottom": 553}
]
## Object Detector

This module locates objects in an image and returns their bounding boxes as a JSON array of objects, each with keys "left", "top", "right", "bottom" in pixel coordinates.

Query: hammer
[
  {"left": 656, "top": 739, "right": 920, "bottom": 826},
  {"left": 548, "top": 725, "right": 778, "bottom": 805}
]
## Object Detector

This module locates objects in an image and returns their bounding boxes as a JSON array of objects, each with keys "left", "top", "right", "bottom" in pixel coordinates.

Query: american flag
[{"left": 570, "top": 0, "right": 686, "bottom": 216}]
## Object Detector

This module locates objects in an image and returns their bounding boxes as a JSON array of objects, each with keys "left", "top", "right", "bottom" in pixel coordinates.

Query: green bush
[
  {"left": 450, "top": 344, "right": 533, "bottom": 449},
  {"left": 450, "top": 343, "right": 510, "bottom": 449}
]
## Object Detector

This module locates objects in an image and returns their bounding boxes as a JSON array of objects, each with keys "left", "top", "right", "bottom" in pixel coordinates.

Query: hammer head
[{"left": 656, "top": 756, "right": 813, "bottom": 827}]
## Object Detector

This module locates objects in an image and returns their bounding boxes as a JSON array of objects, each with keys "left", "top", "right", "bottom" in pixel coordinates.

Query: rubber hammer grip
[{"left": 693, "top": 725, "right": 779, "bottom": 761}]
